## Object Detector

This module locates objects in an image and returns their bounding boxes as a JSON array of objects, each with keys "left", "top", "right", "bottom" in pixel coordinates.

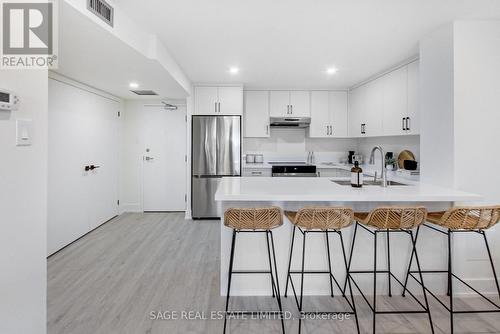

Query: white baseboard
[{"left": 119, "top": 203, "right": 142, "bottom": 214}]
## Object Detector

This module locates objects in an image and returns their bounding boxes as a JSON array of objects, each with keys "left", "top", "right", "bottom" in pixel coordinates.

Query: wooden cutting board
[{"left": 398, "top": 150, "right": 416, "bottom": 169}]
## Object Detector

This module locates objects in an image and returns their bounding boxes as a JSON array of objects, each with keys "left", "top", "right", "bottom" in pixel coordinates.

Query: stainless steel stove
[{"left": 271, "top": 163, "right": 317, "bottom": 177}]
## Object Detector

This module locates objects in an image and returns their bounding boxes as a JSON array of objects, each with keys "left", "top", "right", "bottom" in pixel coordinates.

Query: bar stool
[
  {"left": 283, "top": 207, "right": 359, "bottom": 334},
  {"left": 348, "top": 207, "right": 434, "bottom": 334},
  {"left": 402, "top": 205, "right": 500, "bottom": 334},
  {"left": 223, "top": 207, "right": 285, "bottom": 334}
]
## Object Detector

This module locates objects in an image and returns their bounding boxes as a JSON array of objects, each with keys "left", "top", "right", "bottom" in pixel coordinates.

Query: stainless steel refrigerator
[{"left": 192, "top": 116, "right": 241, "bottom": 218}]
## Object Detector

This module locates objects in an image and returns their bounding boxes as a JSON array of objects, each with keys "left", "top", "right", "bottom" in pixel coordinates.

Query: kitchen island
[{"left": 214, "top": 177, "right": 480, "bottom": 296}]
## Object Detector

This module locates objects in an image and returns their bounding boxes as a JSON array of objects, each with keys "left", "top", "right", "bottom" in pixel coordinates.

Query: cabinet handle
[
  {"left": 251, "top": 171, "right": 262, "bottom": 175},
  {"left": 218, "top": 102, "right": 221, "bottom": 113},
  {"left": 326, "top": 125, "right": 329, "bottom": 135},
  {"left": 402, "top": 117, "right": 406, "bottom": 131},
  {"left": 290, "top": 105, "right": 293, "bottom": 114},
  {"left": 406, "top": 117, "right": 411, "bottom": 131},
  {"left": 266, "top": 125, "right": 269, "bottom": 135},
  {"left": 215, "top": 102, "right": 218, "bottom": 113},
  {"left": 330, "top": 125, "right": 333, "bottom": 135}
]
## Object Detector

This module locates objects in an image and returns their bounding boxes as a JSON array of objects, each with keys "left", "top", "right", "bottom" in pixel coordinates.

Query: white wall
[
  {"left": 452, "top": 21, "right": 500, "bottom": 285},
  {"left": 419, "top": 20, "right": 500, "bottom": 294},
  {"left": 419, "top": 24, "right": 455, "bottom": 187},
  {"left": 0, "top": 70, "right": 47, "bottom": 334}
]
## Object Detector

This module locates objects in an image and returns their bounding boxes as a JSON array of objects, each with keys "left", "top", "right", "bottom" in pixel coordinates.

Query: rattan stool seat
[
  {"left": 427, "top": 206, "right": 500, "bottom": 230},
  {"left": 224, "top": 207, "right": 283, "bottom": 230},
  {"left": 354, "top": 206, "right": 427, "bottom": 230},
  {"left": 285, "top": 206, "right": 354, "bottom": 230}
]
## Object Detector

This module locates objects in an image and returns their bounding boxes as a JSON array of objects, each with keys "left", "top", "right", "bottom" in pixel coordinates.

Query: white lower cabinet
[
  {"left": 317, "top": 168, "right": 351, "bottom": 178},
  {"left": 242, "top": 168, "right": 272, "bottom": 177}
]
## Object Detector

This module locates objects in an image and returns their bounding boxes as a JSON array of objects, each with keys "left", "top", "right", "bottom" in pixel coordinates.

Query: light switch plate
[{"left": 16, "top": 119, "right": 33, "bottom": 146}]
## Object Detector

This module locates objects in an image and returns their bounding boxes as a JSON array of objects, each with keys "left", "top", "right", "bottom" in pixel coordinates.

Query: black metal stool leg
[
  {"left": 284, "top": 225, "right": 296, "bottom": 298},
  {"left": 339, "top": 231, "right": 360, "bottom": 334},
  {"left": 325, "top": 231, "right": 335, "bottom": 297},
  {"left": 387, "top": 230, "right": 392, "bottom": 297},
  {"left": 372, "top": 231, "right": 378, "bottom": 334},
  {"left": 482, "top": 231, "right": 500, "bottom": 299},
  {"left": 269, "top": 231, "right": 286, "bottom": 334},
  {"left": 223, "top": 230, "right": 237, "bottom": 334},
  {"left": 266, "top": 231, "right": 276, "bottom": 298},
  {"left": 402, "top": 225, "right": 420, "bottom": 297},
  {"left": 298, "top": 231, "right": 307, "bottom": 334},
  {"left": 343, "top": 222, "right": 358, "bottom": 294},
  {"left": 410, "top": 230, "right": 435, "bottom": 334},
  {"left": 448, "top": 229, "right": 454, "bottom": 334}
]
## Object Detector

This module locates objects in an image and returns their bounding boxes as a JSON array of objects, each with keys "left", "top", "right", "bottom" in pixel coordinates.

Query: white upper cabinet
[
  {"left": 310, "top": 91, "right": 330, "bottom": 137},
  {"left": 244, "top": 91, "right": 270, "bottom": 138},
  {"left": 382, "top": 66, "right": 408, "bottom": 136},
  {"left": 329, "top": 91, "right": 348, "bottom": 137},
  {"left": 269, "top": 91, "right": 290, "bottom": 117},
  {"left": 310, "top": 91, "right": 347, "bottom": 137},
  {"left": 348, "top": 61, "right": 420, "bottom": 137},
  {"left": 349, "top": 81, "right": 383, "bottom": 137},
  {"left": 194, "top": 86, "right": 219, "bottom": 114},
  {"left": 348, "top": 85, "right": 363, "bottom": 137},
  {"left": 289, "top": 91, "right": 310, "bottom": 117},
  {"left": 270, "top": 91, "right": 310, "bottom": 117},
  {"left": 194, "top": 86, "right": 243, "bottom": 115},
  {"left": 406, "top": 61, "right": 420, "bottom": 134},
  {"left": 218, "top": 86, "right": 243, "bottom": 115}
]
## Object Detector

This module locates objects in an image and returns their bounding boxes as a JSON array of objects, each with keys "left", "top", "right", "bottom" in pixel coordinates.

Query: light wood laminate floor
[{"left": 48, "top": 213, "right": 500, "bottom": 334}]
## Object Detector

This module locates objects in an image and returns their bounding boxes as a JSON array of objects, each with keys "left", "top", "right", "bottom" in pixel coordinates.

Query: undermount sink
[{"left": 331, "top": 179, "right": 409, "bottom": 186}]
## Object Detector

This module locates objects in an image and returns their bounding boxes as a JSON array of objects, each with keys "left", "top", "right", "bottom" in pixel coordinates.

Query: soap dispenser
[{"left": 351, "top": 161, "right": 363, "bottom": 188}]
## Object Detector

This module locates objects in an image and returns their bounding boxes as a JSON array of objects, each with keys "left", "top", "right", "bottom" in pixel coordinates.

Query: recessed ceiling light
[
  {"left": 129, "top": 82, "right": 139, "bottom": 89},
  {"left": 229, "top": 67, "right": 240, "bottom": 75},
  {"left": 326, "top": 67, "right": 338, "bottom": 75}
]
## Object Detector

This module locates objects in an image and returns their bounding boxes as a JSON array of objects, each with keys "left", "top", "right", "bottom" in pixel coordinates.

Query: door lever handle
[
  {"left": 84, "top": 165, "right": 90, "bottom": 171},
  {"left": 89, "top": 165, "right": 100, "bottom": 170}
]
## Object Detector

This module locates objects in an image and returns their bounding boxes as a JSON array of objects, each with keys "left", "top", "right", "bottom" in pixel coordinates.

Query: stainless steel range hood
[{"left": 270, "top": 117, "right": 311, "bottom": 128}]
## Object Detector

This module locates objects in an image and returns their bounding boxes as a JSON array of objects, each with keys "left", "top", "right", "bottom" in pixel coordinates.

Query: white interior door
[
  {"left": 142, "top": 106, "right": 187, "bottom": 211},
  {"left": 86, "top": 94, "right": 119, "bottom": 229},
  {"left": 48, "top": 78, "right": 119, "bottom": 255}
]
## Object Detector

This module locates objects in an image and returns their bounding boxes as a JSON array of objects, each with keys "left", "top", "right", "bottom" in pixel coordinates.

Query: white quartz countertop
[{"left": 214, "top": 177, "right": 480, "bottom": 202}]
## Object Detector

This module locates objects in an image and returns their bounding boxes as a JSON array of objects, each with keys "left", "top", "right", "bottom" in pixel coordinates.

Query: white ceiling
[
  {"left": 56, "top": 2, "right": 188, "bottom": 99},
  {"left": 118, "top": 0, "right": 500, "bottom": 89}
]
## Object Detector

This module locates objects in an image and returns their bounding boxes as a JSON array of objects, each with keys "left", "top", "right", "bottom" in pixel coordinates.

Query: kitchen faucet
[{"left": 369, "top": 146, "right": 387, "bottom": 187}]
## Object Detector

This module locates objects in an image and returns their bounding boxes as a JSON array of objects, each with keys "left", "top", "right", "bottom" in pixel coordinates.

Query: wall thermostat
[{"left": 0, "top": 89, "right": 19, "bottom": 111}]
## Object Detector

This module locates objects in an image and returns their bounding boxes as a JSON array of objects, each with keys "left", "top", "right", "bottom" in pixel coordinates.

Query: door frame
[{"left": 140, "top": 103, "right": 188, "bottom": 212}]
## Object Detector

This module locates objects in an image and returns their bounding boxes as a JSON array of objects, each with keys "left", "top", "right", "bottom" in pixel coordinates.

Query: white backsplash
[
  {"left": 243, "top": 128, "right": 357, "bottom": 162},
  {"left": 356, "top": 135, "right": 420, "bottom": 166},
  {"left": 243, "top": 128, "right": 420, "bottom": 165}
]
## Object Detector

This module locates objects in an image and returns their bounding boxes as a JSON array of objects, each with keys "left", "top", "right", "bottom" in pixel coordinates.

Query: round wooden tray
[{"left": 398, "top": 150, "right": 416, "bottom": 169}]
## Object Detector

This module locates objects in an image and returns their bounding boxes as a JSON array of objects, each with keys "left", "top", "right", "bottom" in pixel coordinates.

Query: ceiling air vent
[
  {"left": 87, "top": 0, "right": 114, "bottom": 27},
  {"left": 130, "top": 90, "right": 158, "bottom": 96}
]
